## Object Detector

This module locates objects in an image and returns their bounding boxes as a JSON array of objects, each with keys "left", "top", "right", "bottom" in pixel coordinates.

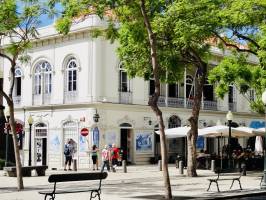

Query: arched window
[
  {"left": 186, "top": 75, "right": 194, "bottom": 98},
  {"left": 34, "top": 61, "right": 52, "bottom": 95},
  {"left": 66, "top": 58, "right": 77, "bottom": 92},
  {"left": 168, "top": 115, "right": 181, "bottom": 128},
  {"left": 119, "top": 64, "right": 130, "bottom": 92},
  {"left": 14, "top": 67, "right": 22, "bottom": 96},
  {"left": 63, "top": 121, "right": 78, "bottom": 154}
]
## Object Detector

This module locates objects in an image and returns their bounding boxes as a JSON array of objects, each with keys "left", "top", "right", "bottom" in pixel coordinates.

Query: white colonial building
[{"left": 1, "top": 16, "right": 264, "bottom": 169}]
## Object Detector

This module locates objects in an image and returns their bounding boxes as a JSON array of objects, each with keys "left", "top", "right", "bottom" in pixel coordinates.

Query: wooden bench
[
  {"left": 4, "top": 165, "right": 48, "bottom": 177},
  {"left": 206, "top": 169, "right": 242, "bottom": 192},
  {"left": 39, "top": 172, "right": 108, "bottom": 200}
]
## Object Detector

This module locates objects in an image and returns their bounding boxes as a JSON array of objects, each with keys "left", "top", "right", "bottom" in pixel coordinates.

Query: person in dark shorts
[
  {"left": 64, "top": 139, "right": 74, "bottom": 171},
  {"left": 91, "top": 144, "right": 99, "bottom": 170}
]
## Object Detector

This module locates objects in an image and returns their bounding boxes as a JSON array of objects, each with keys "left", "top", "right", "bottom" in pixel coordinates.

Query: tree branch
[
  {"left": 233, "top": 30, "right": 260, "bottom": 49},
  {"left": 213, "top": 32, "right": 258, "bottom": 56}
]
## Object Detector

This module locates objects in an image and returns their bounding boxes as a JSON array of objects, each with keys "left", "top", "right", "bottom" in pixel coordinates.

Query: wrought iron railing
[
  {"left": 119, "top": 91, "right": 132, "bottom": 104},
  {"left": 64, "top": 91, "right": 78, "bottom": 104}
]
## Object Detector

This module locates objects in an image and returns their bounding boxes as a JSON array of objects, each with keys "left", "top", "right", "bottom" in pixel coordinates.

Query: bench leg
[
  {"left": 215, "top": 181, "right": 220, "bottom": 192},
  {"left": 207, "top": 181, "right": 213, "bottom": 191},
  {"left": 90, "top": 190, "right": 100, "bottom": 200},
  {"left": 44, "top": 194, "right": 55, "bottom": 200},
  {"left": 230, "top": 180, "right": 235, "bottom": 189},
  {"left": 238, "top": 179, "right": 242, "bottom": 190}
]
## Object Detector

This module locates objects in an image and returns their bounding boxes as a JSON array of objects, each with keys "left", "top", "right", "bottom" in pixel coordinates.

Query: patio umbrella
[
  {"left": 253, "top": 127, "right": 265, "bottom": 136},
  {"left": 155, "top": 126, "right": 204, "bottom": 138},
  {"left": 199, "top": 125, "right": 255, "bottom": 138},
  {"left": 255, "top": 136, "right": 264, "bottom": 156}
]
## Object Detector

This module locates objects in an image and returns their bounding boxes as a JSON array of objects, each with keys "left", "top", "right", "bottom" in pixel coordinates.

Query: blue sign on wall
[
  {"left": 93, "top": 127, "right": 99, "bottom": 148},
  {"left": 196, "top": 136, "right": 204, "bottom": 149},
  {"left": 249, "top": 121, "right": 265, "bottom": 129}
]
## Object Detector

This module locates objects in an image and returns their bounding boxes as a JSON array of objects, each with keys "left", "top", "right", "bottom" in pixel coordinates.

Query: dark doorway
[
  {"left": 35, "top": 138, "right": 47, "bottom": 165},
  {"left": 120, "top": 129, "right": 131, "bottom": 164}
]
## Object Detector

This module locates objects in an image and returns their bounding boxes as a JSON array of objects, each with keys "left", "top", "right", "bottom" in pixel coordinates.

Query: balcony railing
[
  {"left": 64, "top": 91, "right": 78, "bottom": 104},
  {"left": 229, "top": 102, "right": 237, "bottom": 112},
  {"left": 203, "top": 100, "right": 218, "bottom": 110},
  {"left": 156, "top": 96, "right": 218, "bottom": 110},
  {"left": 119, "top": 91, "right": 132, "bottom": 104},
  {"left": 43, "top": 94, "right": 51, "bottom": 104},
  {"left": 33, "top": 94, "right": 51, "bottom": 105},
  {"left": 13, "top": 96, "right": 21, "bottom": 106}
]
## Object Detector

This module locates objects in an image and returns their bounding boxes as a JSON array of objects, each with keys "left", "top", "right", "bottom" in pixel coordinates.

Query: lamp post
[
  {"left": 226, "top": 110, "right": 233, "bottom": 169},
  {"left": 261, "top": 90, "right": 266, "bottom": 189},
  {"left": 4, "top": 107, "right": 10, "bottom": 167},
  {"left": 27, "top": 115, "right": 33, "bottom": 166}
]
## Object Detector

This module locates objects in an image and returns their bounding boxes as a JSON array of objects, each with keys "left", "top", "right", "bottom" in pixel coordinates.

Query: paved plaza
[{"left": 0, "top": 164, "right": 266, "bottom": 200}]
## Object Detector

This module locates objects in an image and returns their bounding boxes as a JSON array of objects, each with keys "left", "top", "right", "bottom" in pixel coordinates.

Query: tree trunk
[
  {"left": 140, "top": 1, "right": 172, "bottom": 199},
  {"left": 9, "top": 104, "right": 24, "bottom": 190},
  {"left": 7, "top": 62, "right": 24, "bottom": 190},
  {"left": 187, "top": 61, "right": 207, "bottom": 177}
]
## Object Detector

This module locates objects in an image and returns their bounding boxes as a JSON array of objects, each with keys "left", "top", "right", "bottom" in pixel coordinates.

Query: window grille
[{"left": 35, "top": 123, "right": 48, "bottom": 138}]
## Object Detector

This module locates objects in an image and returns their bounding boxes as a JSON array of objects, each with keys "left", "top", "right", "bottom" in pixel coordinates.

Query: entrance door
[
  {"left": 120, "top": 129, "right": 132, "bottom": 164},
  {"left": 35, "top": 138, "right": 47, "bottom": 166},
  {"left": 35, "top": 123, "right": 48, "bottom": 166}
]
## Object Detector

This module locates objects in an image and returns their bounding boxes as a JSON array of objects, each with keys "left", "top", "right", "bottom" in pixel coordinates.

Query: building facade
[{"left": 1, "top": 16, "right": 264, "bottom": 169}]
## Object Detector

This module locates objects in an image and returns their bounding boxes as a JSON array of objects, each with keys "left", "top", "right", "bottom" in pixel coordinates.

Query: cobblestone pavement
[{"left": 0, "top": 165, "right": 266, "bottom": 200}]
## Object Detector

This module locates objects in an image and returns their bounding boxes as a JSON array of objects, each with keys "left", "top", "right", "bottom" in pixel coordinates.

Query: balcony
[
  {"left": 156, "top": 96, "right": 218, "bottom": 110},
  {"left": 64, "top": 91, "right": 78, "bottom": 104},
  {"left": 13, "top": 96, "right": 21, "bottom": 106},
  {"left": 119, "top": 91, "right": 132, "bottom": 104},
  {"left": 229, "top": 102, "right": 237, "bottom": 112},
  {"left": 33, "top": 94, "right": 51, "bottom": 105}
]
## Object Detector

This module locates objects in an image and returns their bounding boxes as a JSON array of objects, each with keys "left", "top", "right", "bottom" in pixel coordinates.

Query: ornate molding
[{"left": 116, "top": 115, "right": 136, "bottom": 127}]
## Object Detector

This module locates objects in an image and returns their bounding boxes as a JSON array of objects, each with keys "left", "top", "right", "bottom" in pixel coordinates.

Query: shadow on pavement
[{"left": 132, "top": 195, "right": 199, "bottom": 200}]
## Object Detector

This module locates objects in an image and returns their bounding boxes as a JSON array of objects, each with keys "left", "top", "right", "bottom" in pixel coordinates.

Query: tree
[
  {"left": 51, "top": 0, "right": 176, "bottom": 198},
  {"left": 151, "top": 0, "right": 228, "bottom": 176},
  {"left": 52, "top": 0, "right": 231, "bottom": 180},
  {"left": 208, "top": 0, "right": 266, "bottom": 113},
  {"left": 0, "top": 0, "right": 48, "bottom": 190}
]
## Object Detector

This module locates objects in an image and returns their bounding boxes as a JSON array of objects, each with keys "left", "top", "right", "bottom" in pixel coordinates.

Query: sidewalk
[{"left": 0, "top": 164, "right": 265, "bottom": 200}]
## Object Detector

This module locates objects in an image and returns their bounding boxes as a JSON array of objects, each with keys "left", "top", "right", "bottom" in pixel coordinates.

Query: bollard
[
  {"left": 211, "top": 160, "right": 215, "bottom": 172},
  {"left": 122, "top": 160, "right": 127, "bottom": 173},
  {"left": 241, "top": 163, "right": 246, "bottom": 176},
  {"left": 73, "top": 159, "right": 77, "bottom": 171},
  {"left": 158, "top": 160, "right": 162, "bottom": 171},
  {"left": 176, "top": 160, "right": 179, "bottom": 169},
  {"left": 179, "top": 161, "right": 184, "bottom": 174}
]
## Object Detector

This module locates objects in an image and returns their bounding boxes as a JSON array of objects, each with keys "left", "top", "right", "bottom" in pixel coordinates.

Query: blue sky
[{"left": 17, "top": 1, "right": 62, "bottom": 27}]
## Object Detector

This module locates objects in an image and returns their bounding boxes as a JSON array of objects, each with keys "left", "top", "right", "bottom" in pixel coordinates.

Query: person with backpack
[{"left": 64, "top": 139, "right": 74, "bottom": 171}]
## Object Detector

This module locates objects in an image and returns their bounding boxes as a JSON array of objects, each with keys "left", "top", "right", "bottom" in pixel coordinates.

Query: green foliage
[
  {"left": 207, "top": 0, "right": 266, "bottom": 113},
  {"left": 0, "top": 0, "right": 50, "bottom": 58}
]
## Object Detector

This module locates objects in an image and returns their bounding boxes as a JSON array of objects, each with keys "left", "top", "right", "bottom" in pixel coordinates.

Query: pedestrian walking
[
  {"left": 110, "top": 143, "right": 120, "bottom": 172},
  {"left": 91, "top": 144, "right": 99, "bottom": 170},
  {"left": 101, "top": 145, "right": 110, "bottom": 172},
  {"left": 64, "top": 139, "right": 74, "bottom": 171}
]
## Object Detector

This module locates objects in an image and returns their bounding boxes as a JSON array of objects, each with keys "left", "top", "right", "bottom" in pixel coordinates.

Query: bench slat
[
  {"left": 48, "top": 172, "right": 108, "bottom": 183},
  {"left": 39, "top": 188, "right": 99, "bottom": 195}
]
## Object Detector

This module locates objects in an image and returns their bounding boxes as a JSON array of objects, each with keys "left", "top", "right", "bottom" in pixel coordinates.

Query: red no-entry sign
[{"left": 80, "top": 128, "right": 89, "bottom": 136}]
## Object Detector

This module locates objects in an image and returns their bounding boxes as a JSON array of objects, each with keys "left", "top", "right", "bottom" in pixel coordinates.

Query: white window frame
[
  {"left": 14, "top": 67, "right": 22, "bottom": 97},
  {"left": 119, "top": 64, "right": 130, "bottom": 92},
  {"left": 66, "top": 58, "right": 78, "bottom": 92}
]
